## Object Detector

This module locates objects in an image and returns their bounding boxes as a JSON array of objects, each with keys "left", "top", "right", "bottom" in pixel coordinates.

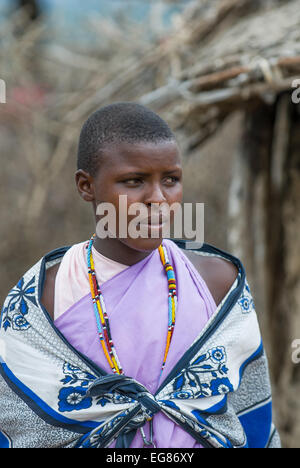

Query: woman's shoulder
[
  {"left": 184, "top": 250, "right": 238, "bottom": 305},
  {"left": 41, "top": 240, "right": 87, "bottom": 321},
  {"left": 167, "top": 239, "right": 239, "bottom": 307},
  {"left": 40, "top": 263, "right": 60, "bottom": 320}
]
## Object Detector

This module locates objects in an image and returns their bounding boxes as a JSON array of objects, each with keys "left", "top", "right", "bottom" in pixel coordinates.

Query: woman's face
[{"left": 76, "top": 140, "right": 183, "bottom": 253}]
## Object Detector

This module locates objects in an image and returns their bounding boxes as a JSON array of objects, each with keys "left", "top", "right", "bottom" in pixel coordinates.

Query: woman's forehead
[{"left": 100, "top": 140, "right": 182, "bottom": 171}]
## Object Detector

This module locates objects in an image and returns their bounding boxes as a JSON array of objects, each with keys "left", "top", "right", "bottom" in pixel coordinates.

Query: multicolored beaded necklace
[{"left": 86, "top": 233, "right": 177, "bottom": 377}]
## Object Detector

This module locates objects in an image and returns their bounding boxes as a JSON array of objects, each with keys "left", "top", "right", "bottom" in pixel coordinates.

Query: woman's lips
[
  {"left": 136, "top": 215, "right": 169, "bottom": 238},
  {"left": 138, "top": 215, "right": 168, "bottom": 227}
]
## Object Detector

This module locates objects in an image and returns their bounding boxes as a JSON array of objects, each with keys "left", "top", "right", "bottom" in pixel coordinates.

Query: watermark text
[
  {"left": 95, "top": 196, "right": 204, "bottom": 244},
  {"left": 291, "top": 79, "right": 300, "bottom": 104},
  {"left": 0, "top": 79, "right": 6, "bottom": 104},
  {"left": 291, "top": 339, "right": 300, "bottom": 364}
]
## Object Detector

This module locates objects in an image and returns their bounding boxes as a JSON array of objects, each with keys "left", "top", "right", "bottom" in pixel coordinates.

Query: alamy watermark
[
  {"left": 0, "top": 79, "right": 6, "bottom": 104},
  {"left": 291, "top": 339, "right": 300, "bottom": 364},
  {"left": 95, "top": 196, "right": 204, "bottom": 244},
  {"left": 289, "top": 83, "right": 300, "bottom": 365},
  {"left": 291, "top": 79, "right": 300, "bottom": 104}
]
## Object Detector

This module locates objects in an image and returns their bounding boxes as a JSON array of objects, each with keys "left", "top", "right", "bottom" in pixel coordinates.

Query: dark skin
[{"left": 41, "top": 140, "right": 238, "bottom": 320}]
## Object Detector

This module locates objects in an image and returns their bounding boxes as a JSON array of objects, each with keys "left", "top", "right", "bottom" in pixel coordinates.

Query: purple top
[{"left": 54, "top": 239, "right": 217, "bottom": 448}]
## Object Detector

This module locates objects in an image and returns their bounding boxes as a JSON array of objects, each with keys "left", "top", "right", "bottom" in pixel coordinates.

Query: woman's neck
[{"left": 92, "top": 237, "right": 154, "bottom": 266}]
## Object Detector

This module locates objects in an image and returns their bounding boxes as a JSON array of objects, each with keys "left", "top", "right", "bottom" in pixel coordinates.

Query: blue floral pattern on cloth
[
  {"left": 58, "top": 363, "right": 135, "bottom": 413},
  {"left": 1, "top": 276, "right": 37, "bottom": 332},
  {"left": 95, "top": 392, "right": 134, "bottom": 407},
  {"left": 75, "top": 410, "right": 132, "bottom": 448},
  {"left": 58, "top": 386, "right": 93, "bottom": 412},
  {"left": 238, "top": 281, "right": 254, "bottom": 314},
  {"left": 58, "top": 363, "right": 96, "bottom": 412},
  {"left": 171, "top": 346, "right": 233, "bottom": 399}
]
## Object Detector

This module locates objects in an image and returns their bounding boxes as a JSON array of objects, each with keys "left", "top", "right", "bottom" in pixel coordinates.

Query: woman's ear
[{"left": 75, "top": 169, "right": 95, "bottom": 202}]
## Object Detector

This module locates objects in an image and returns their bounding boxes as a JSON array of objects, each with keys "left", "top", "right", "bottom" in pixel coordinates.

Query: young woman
[{"left": 0, "top": 103, "right": 281, "bottom": 448}]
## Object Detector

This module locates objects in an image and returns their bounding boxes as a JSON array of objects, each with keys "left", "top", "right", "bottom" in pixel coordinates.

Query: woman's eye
[
  {"left": 122, "top": 176, "right": 180, "bottom": 186},
  {"left": 124, "top": 179, "right": 143, "bottom": 185},
  {"left": 164, "top": 176, "right": 179, "bottom": 184}
]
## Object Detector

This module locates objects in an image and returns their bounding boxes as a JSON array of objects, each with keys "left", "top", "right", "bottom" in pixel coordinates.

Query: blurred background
[{"left": 0, "top": 0, "right": 299, "bottom": 447}]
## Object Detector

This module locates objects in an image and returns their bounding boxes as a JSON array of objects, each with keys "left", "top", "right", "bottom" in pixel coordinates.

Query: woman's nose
[{"left": 144, "top": 183, "right": 167, "bottom": 205}]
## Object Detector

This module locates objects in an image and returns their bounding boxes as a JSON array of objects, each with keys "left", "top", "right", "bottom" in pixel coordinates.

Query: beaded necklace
[{"left": 87, "top": 234, "right": 177, "bottom": 376}]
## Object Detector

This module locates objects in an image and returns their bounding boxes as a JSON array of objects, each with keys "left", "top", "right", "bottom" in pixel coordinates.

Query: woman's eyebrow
[
  {"left": 118, "top": 168, "right": 182, "bottom": 177},
  {"left": 163, "top": 168, "right": 182, "bottom": 174},
  {"left": 118, "top": 171, "right": 149, "bottom": 177}
]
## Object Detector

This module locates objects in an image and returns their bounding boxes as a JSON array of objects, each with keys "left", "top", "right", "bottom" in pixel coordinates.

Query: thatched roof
[
  {"left": 138, "top": 0, "right": 300, "bottom": 149},
  {"left": 23, "top": 0, "right": 298, "bottom": 153},
  {"left": 1, "top": 0, "right": 299, "bottom": 191}
]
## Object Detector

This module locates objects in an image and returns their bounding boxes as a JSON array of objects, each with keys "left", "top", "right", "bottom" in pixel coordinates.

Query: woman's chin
[{"left": 120, "top": 236, "right": 164, "bottom": 252}]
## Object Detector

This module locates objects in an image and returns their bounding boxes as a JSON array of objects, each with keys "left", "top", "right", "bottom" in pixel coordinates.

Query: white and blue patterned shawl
[{"left": 0, "top": 241, "right": 281, "bottom": 448}]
